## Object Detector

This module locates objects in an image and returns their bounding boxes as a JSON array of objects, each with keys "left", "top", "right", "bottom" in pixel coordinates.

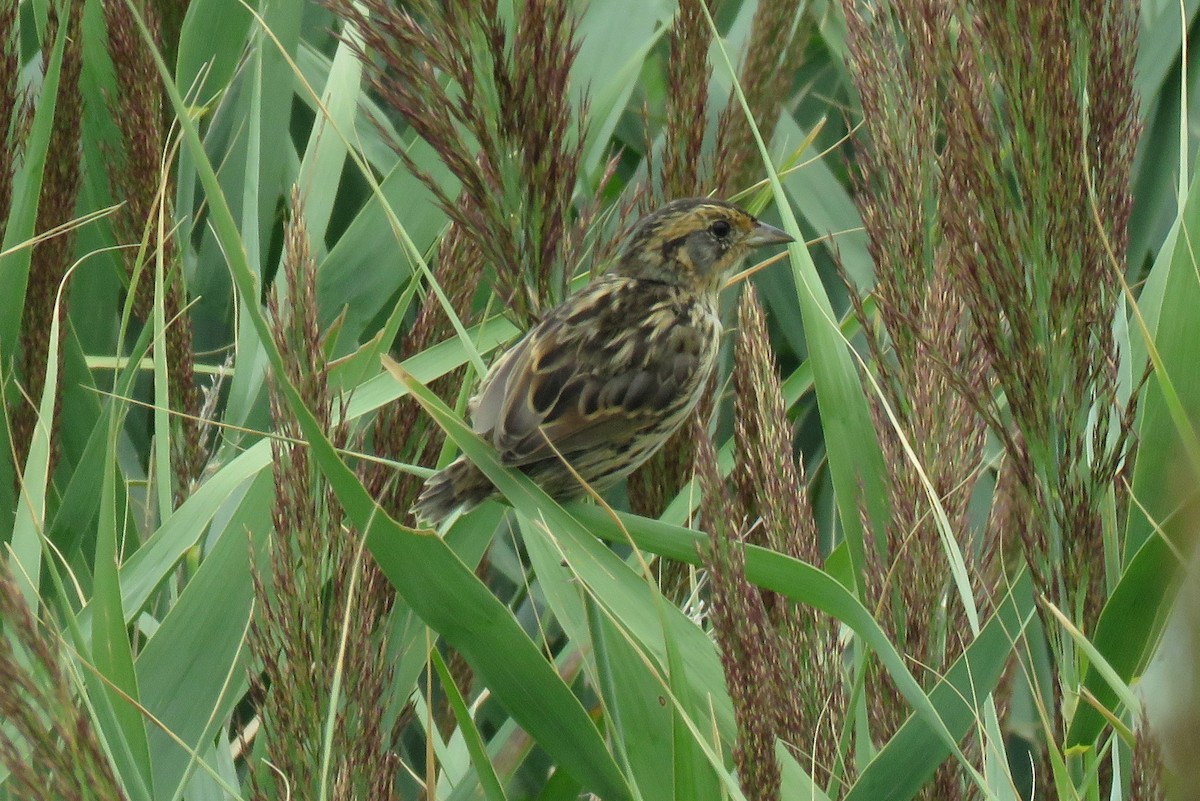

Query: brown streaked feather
[
  {"left": 480, "top": 276, "right": 718, "bottom": 468},
  {"left": 411, "top": 197, "right": 793, "bottom": 526},
  {"left": 469, "top": 335, "right": 532, "bottom": 436}
]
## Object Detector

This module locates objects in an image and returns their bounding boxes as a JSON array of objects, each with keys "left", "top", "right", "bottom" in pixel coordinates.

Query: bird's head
[{"left": 613, "top": 198, "right": 793, "bottom": 294}]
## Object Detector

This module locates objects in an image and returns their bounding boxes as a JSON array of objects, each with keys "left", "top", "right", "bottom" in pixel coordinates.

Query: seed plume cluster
[
  {"left": 843, "top": 0, "right": 1141, "bottom": 794},
  {"left": 250, "top": 191, "right": 398, "bottom": 799},
  {"left": 0, "top": 568, "right": 125, "bottom": 801},
  {"left": 103, "top": 0, "right": 205, "bottom": 501},
  {"left": 330, "top": 0, "right": 588, "bottom": 326},
  {"left": 699, "top": 286, "right": 844, "bottom": 800}
]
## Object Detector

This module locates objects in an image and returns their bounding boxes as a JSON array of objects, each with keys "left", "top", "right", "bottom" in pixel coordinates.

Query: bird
[{"left": 411, "top": 197, "right": 793, "bottom": 526}]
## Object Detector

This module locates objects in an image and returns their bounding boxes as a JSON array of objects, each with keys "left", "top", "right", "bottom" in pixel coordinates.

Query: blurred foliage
[{"left": 0, "top": 0, "right": 1197, "bottom": 799}]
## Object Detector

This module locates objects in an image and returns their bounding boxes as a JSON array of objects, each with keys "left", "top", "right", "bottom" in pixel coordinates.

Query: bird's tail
[{"left": 411, "top": 456, "right": 496, "bottom": 527}]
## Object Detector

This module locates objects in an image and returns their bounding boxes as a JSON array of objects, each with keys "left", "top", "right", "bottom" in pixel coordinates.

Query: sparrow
[{"left": 412, "top": 197, "right": 793, "bottom": 525}]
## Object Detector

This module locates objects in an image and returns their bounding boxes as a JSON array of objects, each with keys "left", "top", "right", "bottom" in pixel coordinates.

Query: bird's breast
[{"left": 632, "top": 292, "right": 720, "bottom": 416}]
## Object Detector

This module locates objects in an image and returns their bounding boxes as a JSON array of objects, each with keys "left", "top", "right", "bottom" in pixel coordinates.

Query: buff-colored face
[{"left": 613, "top": 198, "right": 793, "bottom": 293}]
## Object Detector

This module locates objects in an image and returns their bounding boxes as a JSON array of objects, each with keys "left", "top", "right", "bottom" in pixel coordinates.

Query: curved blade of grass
[
  {"left": 134, "top": 468, "right": 272, "bottom": 797},
  {"left": 573, "top": 576, "right": 747, "bottom": 801},
  {"left": 440, "top": 638, "right": 592, "bottom": 801},
  {"left": 93, "top": 374, "right": 152, "bottom": 792},
  {"left": 587, "top": 596, "right": 721, "bottom": 801},
  {"left": 324, "top": 432, "right": 631, "bottom": 798},
  {"left": 521, "top": 503, "right": 749, "bottom": 799},
  {"left": 10, "top": 258, "right": 84, "bottom": 615},
  {"left": 1069, "top": 155, "right": 1200, "bottom": 746},
  {"left": 845, "top": 569, "right": 1033, "bottom": 801},
  {"left": 387, "top": 359, "right": 978, "bottom": 779},
  {"left": 431, "top": 648, "right": 509, "bottom": 801}
]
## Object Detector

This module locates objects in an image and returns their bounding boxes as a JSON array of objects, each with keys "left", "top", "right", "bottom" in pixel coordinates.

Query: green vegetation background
[{"left": 0, "top": 0, "right": 1196, "bottom": 800}]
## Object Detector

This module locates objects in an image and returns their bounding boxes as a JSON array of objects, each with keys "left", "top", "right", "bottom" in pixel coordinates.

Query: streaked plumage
[{"left": 412, "top": 197, "right": 793, "bottom": 525}]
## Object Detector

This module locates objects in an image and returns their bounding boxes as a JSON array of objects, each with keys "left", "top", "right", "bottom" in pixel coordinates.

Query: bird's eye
[{"left": 710, "top": 220, "right": 732, "bottom": 238}]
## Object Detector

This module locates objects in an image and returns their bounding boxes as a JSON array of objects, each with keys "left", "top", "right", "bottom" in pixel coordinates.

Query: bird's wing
[
  {"left": 470, "top": 279, "right": 712, "bottom": 467},
  {"left": 469, "top": 337, "right": 529, "bottom": 437}
]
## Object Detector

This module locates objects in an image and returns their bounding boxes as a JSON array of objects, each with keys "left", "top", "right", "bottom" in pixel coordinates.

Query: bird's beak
[{"left": 744, "top": 220, "right": 794, "bottom": 248}]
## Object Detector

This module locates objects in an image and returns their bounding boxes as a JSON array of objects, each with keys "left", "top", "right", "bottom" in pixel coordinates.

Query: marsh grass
[{"left": 0, "top": 1, "right": 1193, "bottom": 799}]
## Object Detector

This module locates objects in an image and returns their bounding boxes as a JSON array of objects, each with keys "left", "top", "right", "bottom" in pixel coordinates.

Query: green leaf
[
  {"left": 1069, "top": 154, "right": 1200, "bottom": 747},
  {"left": 176, "top": 0, "right": 256, "bottom": 104},
  {"left": 431, "top": 648, "right": 509, "bottom": 801},
  {"left": 588, "top": 598, "right": 716, "bottom": 801},
  {"left": 91, "top": 404, "right": 152, "bottom": 793},
  {"left": 316, "top": 142, "right": 457, "bottom": 347},
  {"left": 359, "top": 380, "right": 632, "bottom": 799},
  {"left": 845, "top": 570, "right": 1034, "bottom": 801},
  {"left": 135, "top": 469, "right": 273, "bottom": 799}
]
